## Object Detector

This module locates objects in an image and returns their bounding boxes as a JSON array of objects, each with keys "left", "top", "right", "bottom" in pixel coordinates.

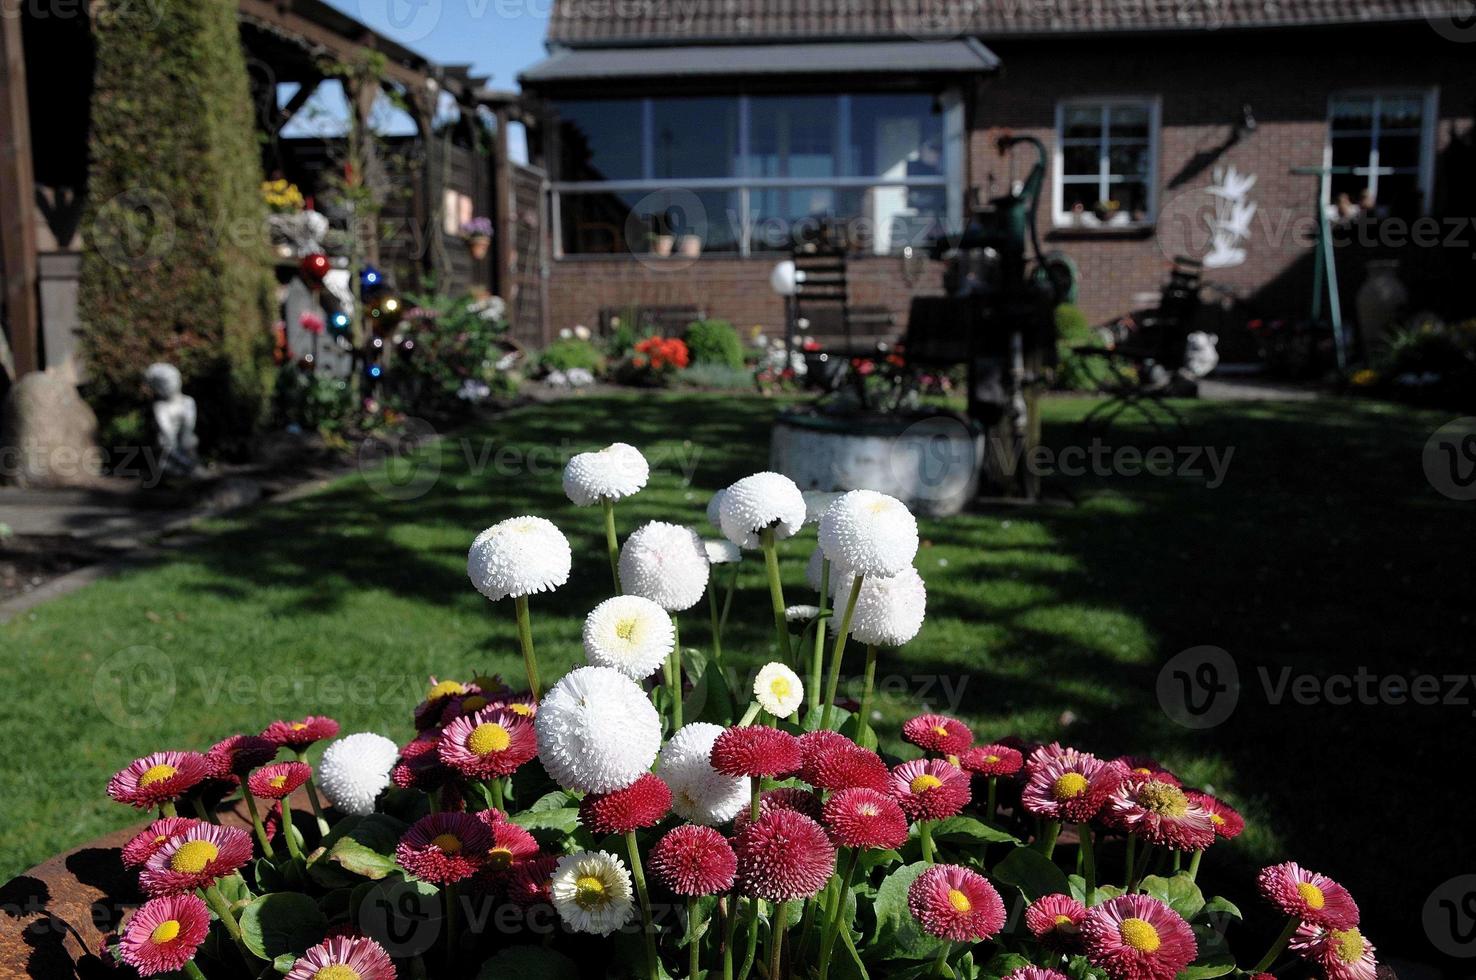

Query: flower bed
[{"left": 68, "top": 450, "right": 1377, "bottom": 979}]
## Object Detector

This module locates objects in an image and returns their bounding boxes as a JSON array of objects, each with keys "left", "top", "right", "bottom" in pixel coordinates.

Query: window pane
[
  {"left": 847, "top": 94, "right": 944, "bottom": 179},
  {"left": 1380, "top": 96, "right": 1424, "bottom": 131},
  {"left": 651, "top": 98, "right": 740, "bottom": 179},
  {"left": 1109, "top": 104, "right": 1150, "bottom": 139},
  {"left": 1062, "top": 144, "right": 1100, "bottom": 178},
  {"left": 1378, "top": 134, "right": 1423, "bottom": 170},
  {"left": 1061, "top": 183, "right": 1099, "bottom": 216},
  {"left": 1331, "top": 97, "right": 1375, "bottom": 132},
  {"left": 1374, "top": 172, "right": 1423, "bottom": 217},
  {"left": 748, "top": 185, "right": 946, "bottom": 255},
  {"left": 1112, "top": 181, "right": 1151, "bottom": 217},
  {"left": 560, "top": 188, "right": 742, "bottom": 255},
  {"left": 1330, "top": 173, "right": 1370, "bottom": 206},
  {"left": 555, "top": 100, "right": 643, "bottom": 182},
  {"left": 1061, "top": 105, "right": 1102, "bottom": 141},
  {"left": 1331, "top": 134, "right": 1371, "bottom": 170},
  {"left": 1108, "top": 142, "right": 1150, "bottom": 178},
  {"left": 750, "top": 96, "right": 839, "bottom": 179}
]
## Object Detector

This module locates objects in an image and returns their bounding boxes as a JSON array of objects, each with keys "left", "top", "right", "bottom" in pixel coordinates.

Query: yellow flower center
[
  {"left": 138, "top": 764, "right": 178, "bottom": 788},
  {"left": 269, "top": 774, "right": 288, "bottom": 790},
  {"left": 150, "top": 919, "right": 181, "bottom": 944},
  {"left": 909, "top": 774, "right": 943, "bottom": 794},
  {"left": 947, "top": 889, "right": 972, "bottom": 913},
  {"left": 468, "top": 723, "right": 512, "bottom": 756},
  {"left": 1137, "top": 782, "right": 1189, "bottom": 818},
  {"left": 431, "top": 833, "right": 463, "bottom": 855},
  {"left": 314, "top": 967, "right": 363, "bottom": 980},
  {"left": 508, "top": 703, "right": 533, "bottom": 716},
  {"left": 1120, "top": 918, "right": 1161, "bottom": 953},
  {"left": 1052, "top": 772, "right": 1089, "bottom": 800},
  {"left": 291, "top": 722, "right": 309, "bottom": 731},
  {"left": 1054, "top": 914, "right": 1074, "bottom": 927},
  {"left": 931, "top": 724, "right": 951, "bottom": 738},
  {"left": 487, "top": 846, "right": 514, "bottom": 870},
  {"left": 575, "top": 874, "right": 608, "bottom": 909},
  {"left": 1133, "top": 767, "right": 1153, "bottom": 776},
  {"left": 857, "top": 803, "right": 879, "bottom": 817},
  {"left": 461, "top": 695, "right": 489, "bottom": 713},
  {"left": 1297, "top": 882, "right": 1327, "bottom": 910},
  {"left": 984, "top": 754, "right": 1001, "bottom": 765},
  {"left": 428, "top": 680, "right": 466, "bottom": 700},
  {"left": 769, "top": 677, "right": 793, "bottom": 701},
  {"left": 1210, "top": 813, "right": 1226, "bottom": 827},
  {"left": 615, "top": 617, "right": 640, "bottom": 642},
  {"left": 170, "top": 840, "right": 219, "bottom": 874},
  {"left": 1330, "top": 928, "right": 1363, "bottom": 963}
]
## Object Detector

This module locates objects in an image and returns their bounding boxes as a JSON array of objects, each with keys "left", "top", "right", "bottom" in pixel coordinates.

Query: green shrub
[
  {"left": 539, "top": 338, "right": 606, "bottom": 375},
  {"left": 683, "top": 319, "right": 745, "bottom": 369},
  {"left": 392, "top": 294, "right": 521, "bottom": 412},
  {"left": 1052, "top": 304, "right": 1098, "bottom": 391},
  {"left": 673, "top": 363, "right": 755, "bottom": 390}
]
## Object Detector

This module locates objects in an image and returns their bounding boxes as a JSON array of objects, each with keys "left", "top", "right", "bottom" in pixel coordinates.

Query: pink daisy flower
[
  {"left": 474, "top": 811, "right": 539, "bottom": 873},
  {"left": 395, "top": 812, "right": 491, "bottom": 885},
  {"left": 649, "top": 824, "right": 738, "bottom": 896},
  {"left": 1257, "top": 862, "right": 1360, "bottom": 929},
  {"left": 107, "top": 751, "right": 210, "bottom": 809},
  {"left": 391, "top": 731, "right": 453, "bottom": 791},
  {"left": 579, "top": 772, "right": 673, "bottom": 835},
  {"left": 1290, "top": 923, "right": 1377, "bottom": 980},
  {"left": 284, "top": 935, "right": 396, "bottom": 980},
  {"left": 507, "top": 853, "right": 559, "bottom": 907},
  {"left": 247, "top": 761, "right": 313, "bottom": 801},
  {"left": 118, "top": 893, "right": 211, "bottom": 976},
  {"left": 799, "top": 731, "right": 890, "bottom": 793},
  {"left": 902, "top": 714, "right": 974, "bottom": 756},
  {"left": 822, "top": 787, "right": 910, "bottom": 850},
  {"left": 205, "top": 735, "right": 278, "bottom": 781},
  {"left": 959, "top": 744, "right": 1024, "bottom": 777},
  {"left": 1082, "top": 894, "right": 1198, "bottom": 980},
  {"left": 734, "top": 787, "right": 824, "bottom": 832},
  {"left": 140, "top": 823, "right": 253, "bottom": 896},
  {"left": 907, "top": 864, "right": 1007, "bottom": 942},
  {"left": 1003, "top": 968, "right": 1072, "bottom": 980},
  {"left": 1185, "top": 791, "right": 1245, "bottom": 840},
  {"left": 1114, "top": 756, "right": 1181, "bottom": 786},
  {"left": 414, "top": 679, "right": 471, "bottom": 730},
  {"left": 121, "top": 818, "right": 198, "bottom": 869},
  {"left": 1020, "top": 747, "right": 1124, "bottom": 824},
  {"left": 889, "top": 759, "right": 971, "bottom": 822},
  {"left": 438, "top": 708, "right": 538, "bottom": 780},
  {"left": 711, "top": 726, "right": 802, "bottom": 779},
  {"left": 733, "top": 808, "right": 836, "bottom": 900},
  {"left": 262, "top": 716, "right": 340, "bottom": 750},
  {"left": 1105, "top": 778, "right": 1216, "bottom": 852},
  {"left": 1026, "top": 893, "right": 1088, "bottom": 950}
]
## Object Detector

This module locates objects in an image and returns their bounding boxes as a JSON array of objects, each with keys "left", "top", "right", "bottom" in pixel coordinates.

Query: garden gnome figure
[{"left": 146, "top": 363, "right": 200, "bottom": 478}]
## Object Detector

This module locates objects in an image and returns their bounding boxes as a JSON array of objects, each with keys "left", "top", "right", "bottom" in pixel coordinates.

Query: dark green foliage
[
  {"left": 683, "top": 318, "right": 745, "bottom": 369},
  {"left": 1052, "top": 303, "right": 1098, "bottom": 391},
  {"left": 79, "top": 0, "right": 275, "bottom": 455},
  {"left": 539, "top": 338, "right": 606, "bottom": 375}
]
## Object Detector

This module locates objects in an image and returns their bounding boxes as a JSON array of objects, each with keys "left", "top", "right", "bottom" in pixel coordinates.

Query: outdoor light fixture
[{"left": 769, "top": 259, "right": 805, "bottom": 297}]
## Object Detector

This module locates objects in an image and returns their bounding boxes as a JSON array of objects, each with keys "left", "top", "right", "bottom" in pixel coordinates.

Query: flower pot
[
  {"left": 677, "top": 234, "right": 703, "bottom": 258},
  {"left": 466, "top": 235, "right": 491, "bottom": 261},
  {"left": 652, "top": 234, "right": 675, "bottom": 257}
]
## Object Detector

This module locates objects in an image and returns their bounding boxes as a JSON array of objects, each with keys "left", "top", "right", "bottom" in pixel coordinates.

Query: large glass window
[
  {"left": 1327, "top": 93, "right": 1433, "bottom": 218},
  {"left": 551, "top": 93, "right": 958, "bottom": 257},
  {"left": 1054, "top": 98, "right": 1159, "bottom": 227}
]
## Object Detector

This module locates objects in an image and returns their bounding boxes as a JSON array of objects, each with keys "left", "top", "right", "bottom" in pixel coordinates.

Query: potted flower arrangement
[
  {"left": 460, "top": 218, "right": 494, "bottom": 261},
  {"left": 617, "top": 336, "right": 690, "bottom": 386},
  {"left": 80, "top": 458, "right": 1380, "bottom": 980}
]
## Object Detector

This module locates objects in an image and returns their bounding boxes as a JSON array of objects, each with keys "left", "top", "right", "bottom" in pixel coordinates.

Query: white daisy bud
[
  {"left": 536, "top": 666, "right": 662, "bottom": 794},
  {"left": 754, "top": 662, "right": 804, "bottom": 718},
  {"left": 817, "top": 490, "right": 919, "bottom": 578},
  {"left": 705, "top": 489, "right": 727, "bottom": 532},
  {"left": 619, "top": 521, "right": 711, "bottom": 612},
  {"left": 317, "top": 733, "right": 398, "bottom": 817},
  {"left": 785, "top": 604, "right": 820, "bottom": 623},
  {"left": 658, "top": 722, "right": 750, "bottom": 826},
  {"left": 562, "top": 443, "right": 650, "bottom": 507},
  {"left": 718, "top": 472, "right": 806, "bottom": 549},
  {"left": 802, "top": 489, "right": 842, "bottom": 526},
  {"left": 582, "top": 594, "right": 675, "bottom": 680},
  {"left": 467, "top": 516, "right": 572, "bottom": 601},
  {"left": 703, "top": 539, "right": 742, "bottom": 565}
]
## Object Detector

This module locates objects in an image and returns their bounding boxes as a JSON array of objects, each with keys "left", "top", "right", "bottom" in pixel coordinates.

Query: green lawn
[{"left": 3, "top": 392, "right": 1470, "bottom": 963}]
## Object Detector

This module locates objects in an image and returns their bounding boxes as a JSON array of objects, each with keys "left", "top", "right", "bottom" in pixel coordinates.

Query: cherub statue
[{"left": 146, "top": 362, "right": 200, "bottom": 478}]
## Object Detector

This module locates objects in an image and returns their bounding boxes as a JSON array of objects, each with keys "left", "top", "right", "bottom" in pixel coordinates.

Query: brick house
[{"left": 520, "top": 0, "right": 1476, "bottom": 361}]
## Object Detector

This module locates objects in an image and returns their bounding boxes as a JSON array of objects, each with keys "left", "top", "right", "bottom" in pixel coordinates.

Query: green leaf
[
  {"left": 1178, "top": 952, "right": 1237, "bottom": 980},
  {"left": 991, "top": 846, "right": 1071, "bottom": 901},
  {"left": 475, "top": 946, "right": 581, "bottom": 980},
  {"left": 508, "top": 805, "right": 581, "bottom": 834},
  {"left": 239, "top": 892, "right": 327, "bottom": 962},
  {"left": 869, "top": 861, "right": 948, "bottom": 961},
  {"left": 982, "top": 952, "right": 1033, "bottom": 978},
  {"left": 328, "top": 836, "right": 399, "bottom": 880},
  {"left": 1197, "top": 895, "right": 1243, "bottom": 924},
  {"left": 1140, "top": 873, "right": 1205, "bottom": 921},
  {"left": 273, "top": 953, "right": 298, "bottom": 972},
  {"left": 931, "top": 817, "right": 1020, "bottom": 847}
]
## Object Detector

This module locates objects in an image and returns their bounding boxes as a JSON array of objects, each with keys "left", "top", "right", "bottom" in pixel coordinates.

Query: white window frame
[
  {"left": 1323, "top": 88, "right": 1439, "bottom": 216},
  {"left": 1052, "top": 96, "right": 1162, "bottom": 229}
]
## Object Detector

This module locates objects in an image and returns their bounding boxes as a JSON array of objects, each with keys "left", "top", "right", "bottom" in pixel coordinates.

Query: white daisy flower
[
  {"left": 833, "top": 566, "right": 928, "bottom": 647},
  {"left": 562, "top": 443, "right": 650, "bottom": 507},
  {"left": 658, "top": 722, "right": 749, "bottom": 826},
  {"left": 785, "top": 604, "right": 820, "bottom": 623},
  {"left": 467, "top": 516, "right": 572, "bottom": 601},
  {"left": 703, "top": 539, "right": 742, "bottom": 565},
  {"left": 536, "top": 666, "right": 662, "bottom": 793},
  {"left": 802, "top": 489, "right": 842, "bottom": 526},
  {"left": 550, "top": 850, "right": 635, "bottom": 936},
  {"left": 619, "top": 521, "right": 711, "bottom": 612},
  {"left": 754, "top": 662, "right": 804, "bottom": 718},
  {"left": 317, "top": 733, "right": 398, "bottom": 817},
  {"left": 717, "top": 472, "right": 806, "bottom": 549},
  {"left": 817, "top": 489, "right": 919, "bottom": 578},
  {"left": 805, "top": 545, "right": 847, "bottom": 593},
  {"left": 582, "top": 595, "right": 674, "bottom": 680},
  {"left": 705, "top": 489, "right": 727, "bottom": 532}
]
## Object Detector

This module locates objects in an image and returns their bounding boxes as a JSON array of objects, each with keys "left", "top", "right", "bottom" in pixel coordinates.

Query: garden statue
[{"left": 146, "top": 362, "right": 200, "bottom": 478}]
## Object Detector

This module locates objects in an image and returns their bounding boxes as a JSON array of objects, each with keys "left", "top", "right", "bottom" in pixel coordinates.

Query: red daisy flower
[
  {"left": 247, "top": 762, "right": 313, "bottom": 801},
  {"left": 580, "top": 772, "right": 673, "bottom": 835},
  {"left": 1257, "top": 862, "right": 1359, "bottom": 929},
  {"left": 734, "top": 787, "right": 824, "bottom": 832},
  {"left": 1290, "top": 923, "right": 1377, "bottom": 980},
  {"left": 822, "top": 788, "right": 910, "bottom": 850},
  {"left": 907, "top": 864, "right": 1007, "bottom": 942},
  {"left": 889, "top": 759, "right": 971, "bottom": 822},
  {"left": 1114, "top": 756, "right": 1181, "bottom": 786},
  {"left": 414, "top": 679, "right": 471, "bottom": 730},
  {"left": 107, "top": 751, "right": 211, "bottom": 809},
  {"left": 959, "top": 744, "right": 1025, "bottom": 777},
  {"left": 1026, "top": 893, "right": 1089, "bottom": 950},
  {"left": 395, "top": 812, "right": 491, "bottom": 885},
  {"left": 649, "top": 824, "right": 738, "bottom": 896},
  {"left": 438, "top": 707, "right": 538, "bottom": 779},
  {"left": 733, "top": 808, "right": 836, "bottom": 900},
  {"left": 710, "top": 726, "right": 802, "bottom": 779},
  {"left": 140, "top": 823, "right": 253, "bottom": 896},
  {"left": 902, "top": 714, "right": 974, "bottom": 756},
  {"left": 508, "top": 853, "right": 559, "bottom": 907},
  {"left": 392, "top": 731, "right": 454, "bottom": 790},
  {"left": 1185, "top": 791, "right": 1245, "bottom": 840},
  {"left": 1105, "top": 778, "right": 1216, "bottom": 852},
  {"left": 1020, "top": 747, "right": 1124, "bottom": 824},
  {"left": 1082, "top": 894, "right": 1198, "bottom": 980},
  {"left": 799, "top": 731, "right": 890, "bottom": 793},
  {"left": 477, "top": 816, "right": 540, "bottom": 874},
  {"left": 119, "top": 893, "right": 211, "bottom": 976},
  {"left": 285, "top": 935, "right": 396, "bottom": 980},
  {"left": 121, "top": 818, "right": 199, "bottom": 869},
  {"left": 205, "top": 735, "right": 278, "bottom": 781},
  {"left": 1003, "top": 969, "right": 1071, "bottom": 980},
  {"left": 439, "top": 689, "right": 498, "bottom": 725},
  {"left": 262, "top": 716, "right": 340, "bottom": 750}
]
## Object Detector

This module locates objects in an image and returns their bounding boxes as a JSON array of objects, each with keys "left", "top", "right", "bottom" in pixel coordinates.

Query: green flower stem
[
  {"left": 190, "top": 797, "right": 215, "bottom": 824},
  {"left": 721, "top": 896, "right": 739, "bottom": 980},
  {"left": 738, "top": 701, "right": 762, "bottom": 727},
  {"left": 795, "top": 896, "right": 818, "bottom": 964},
  {"left": 242, "top": 791, "right": 274, "bottom": 857},
  {"left": 513, "top": 594, "right": 542, "bottom": 700},
  {"left": 280, "top": 801, "right": 304, "bottom": 861},
  {"left": 767, "top": 900, "right": 790, "bottom": 980},
  {"left": 488, "top": 778, "right": 505, "bottom": 812},
  {"left": 160, "top": 801, "right": 177, "bottom": 819},
  {"left": 184, "top": 959, "right": 209, "bottom": 980},
  {"left": 719, "top": 561, "right": 740, "bottom": 637},
  {"left": 1172, "top": 851, "right": 1183, "bottom": 873},
  {"left": 919, "top": 821, "right": 937, "bottom": 864},
  {"left": 1124, "top": 835, "right": 1137, "bottom": 887},
  {"left": 1078, "top": 823, "right": 1097, "bottom": 906},
  {"left": 603, "top": 497, "right": 622, "bottom": 594},
  {"left": 203, "top": 882, "right": 254, "bottom": 964},
  {"left": 626, "top": 831, "right": 661, "bottom": 980},
  {"left": 290, "top": 748, "right": 331, "bottom": 836},
  {"left": 670, "top": 616, "right": 684, "bottom": 731},
  {"left": 708, "top": 578, "right": 725, "bottom": 666},
  {"left": 808, "top": 558, "right": 830, "bottom": 715},
  {"left": 1188, "top": 849, "right": 1204, "bottom": 882},
  {"left": 816, "top": 847, "right": 862, "bottom": 980},
  {"left": 1037, "top": 820, "right": 1062, "bottom": 859},
  {"left": 737, "top": 898, "right": 761, "bottom": 980},
  {"left": 986, "top": 777, "right": 998, "bottom": 826},
  {"left": 689, "top": 897, "right": 703, "bottom": 980},
  {"left": 444, "top": 880, "right": 459, "bottom": 969},
  {"left": 1129, "top": 843, "right": 1157, "bottom": 891},
  {"left": 930, "top": 940, "right": 953, "bottom": 978},
  {"left": 758, "top": 528, "right": 792, "bottom": 664},
  {"left": 820, "top": 575, "right": 866, "bottom": 730},
  {"left": 750, "top": 773, "right": 763, "bottom": 822},
  {"left": 857, "top": 645, "right": 879, "bottom": 742},
  {"left": 1251, "top": 915, "right": 1300, "bottom": 973}
]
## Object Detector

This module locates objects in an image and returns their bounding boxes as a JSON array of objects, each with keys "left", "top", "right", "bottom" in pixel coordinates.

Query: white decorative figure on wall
[
  {"left": 146, "top": 363, "right": 200, "bottom": 478},
  {"left": 1203, "top": 166, "right": 1257, "bottom": 269}
]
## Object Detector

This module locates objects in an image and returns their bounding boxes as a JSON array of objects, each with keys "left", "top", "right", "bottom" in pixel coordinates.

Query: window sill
[{"left": 1046, "top": 224, "right": 1157, "bottom": 242}]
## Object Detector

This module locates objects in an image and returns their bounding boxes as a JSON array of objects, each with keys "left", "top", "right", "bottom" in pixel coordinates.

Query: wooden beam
[
  {"left": 0, "top": 11, "right": 40, "bottom": 377},
  {"left": 493, "top": 106, "right": 514, "bottom": 302},
  {"left": 272, "top": 76, "right": 322, "bottom": 135}
]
